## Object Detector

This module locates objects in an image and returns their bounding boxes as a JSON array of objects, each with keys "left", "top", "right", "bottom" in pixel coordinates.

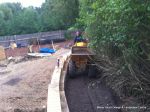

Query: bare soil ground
[
  {"left": 65, "top": 74, "right": 121, "bottom": 112},
  {"left": 0, "top": 47, "right": 70, "bottom": 112},
  {"left": 5, "top": 40, "right": 72, "bottom": 57}
]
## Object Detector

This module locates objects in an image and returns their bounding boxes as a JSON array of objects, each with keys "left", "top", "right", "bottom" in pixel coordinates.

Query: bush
[{"left": 78, "top": 0, "right": 150, "bottom": 108}]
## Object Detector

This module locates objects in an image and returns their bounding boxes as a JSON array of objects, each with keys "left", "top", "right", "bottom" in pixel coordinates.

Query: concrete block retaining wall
[{"left": 47, "top": 52, "right": 70, "bottom": 112}]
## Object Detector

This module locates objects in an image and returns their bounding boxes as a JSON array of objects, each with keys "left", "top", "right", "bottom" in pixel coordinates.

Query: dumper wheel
[
  {"left": 68, "top": 60, "right": 76, "bottom": 78},
  {"left": 88, "top": 65, "right": 98, "bottom": 78}
]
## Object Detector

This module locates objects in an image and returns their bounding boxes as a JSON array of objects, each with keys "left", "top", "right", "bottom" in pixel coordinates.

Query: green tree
[
  {"left": 77, "top": 0, "right": 150, "bottom": 107},
  {"left": 41, "top": 0, "right": 79, "bottom": 30},
  {"left": 0, "top": 0, "right": 79, "bottom": 36},
  {"left": 16, "top": 7, "right": 39, "bottom": 34}
]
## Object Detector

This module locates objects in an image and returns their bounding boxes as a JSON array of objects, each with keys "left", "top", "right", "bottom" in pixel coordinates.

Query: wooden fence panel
[{"left": 0, "top": 30, "right": 65, "bottom": 48}]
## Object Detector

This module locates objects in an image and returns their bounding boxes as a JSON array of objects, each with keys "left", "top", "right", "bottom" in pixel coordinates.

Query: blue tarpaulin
[{"left": 39, "top": 48, "right": 56, "bottom": 53}]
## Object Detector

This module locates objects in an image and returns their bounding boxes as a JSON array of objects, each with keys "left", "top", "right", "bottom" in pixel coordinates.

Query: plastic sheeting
[{"left": 40, "top": 48, "right": 56, "bottom": 54}]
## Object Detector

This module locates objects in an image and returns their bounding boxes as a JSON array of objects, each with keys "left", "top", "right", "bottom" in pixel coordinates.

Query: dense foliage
[
  {"left": 77, "top": 0, "right": 150, "bottom": 108},
  {"left": 41, "top": 0, "right": 79, "bottom": 31},
  {"left": 0, "top": 0, "right": 79, "bottom": 36}
]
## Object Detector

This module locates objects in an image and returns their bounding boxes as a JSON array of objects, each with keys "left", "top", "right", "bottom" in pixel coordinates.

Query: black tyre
[
  {"left": 68, "top": 60, "right": 76, "bottom": 78},
  {"left": 88, "top": 65, "right": 98, "bottom": 78}
]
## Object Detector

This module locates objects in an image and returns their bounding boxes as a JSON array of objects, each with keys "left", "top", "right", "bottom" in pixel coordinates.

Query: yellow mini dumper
[{"left": 68, "top": 41, "right": 98, "bottom": 78}]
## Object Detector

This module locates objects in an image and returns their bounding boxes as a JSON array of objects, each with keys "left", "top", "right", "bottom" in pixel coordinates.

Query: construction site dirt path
[
  {"left": 65, "top": 74, "right": 121, "bottom": 112},
  {"left": 0, "top": 48, "right": 70, "bottom": 112}
]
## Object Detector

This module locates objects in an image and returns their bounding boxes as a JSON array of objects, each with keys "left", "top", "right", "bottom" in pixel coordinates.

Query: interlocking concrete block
[
  {"left": 47, "top": 52, "right": 71, "bottom": 112},
  {"left": 47, "top": 66, "right": 62, "bottom": 112}
]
